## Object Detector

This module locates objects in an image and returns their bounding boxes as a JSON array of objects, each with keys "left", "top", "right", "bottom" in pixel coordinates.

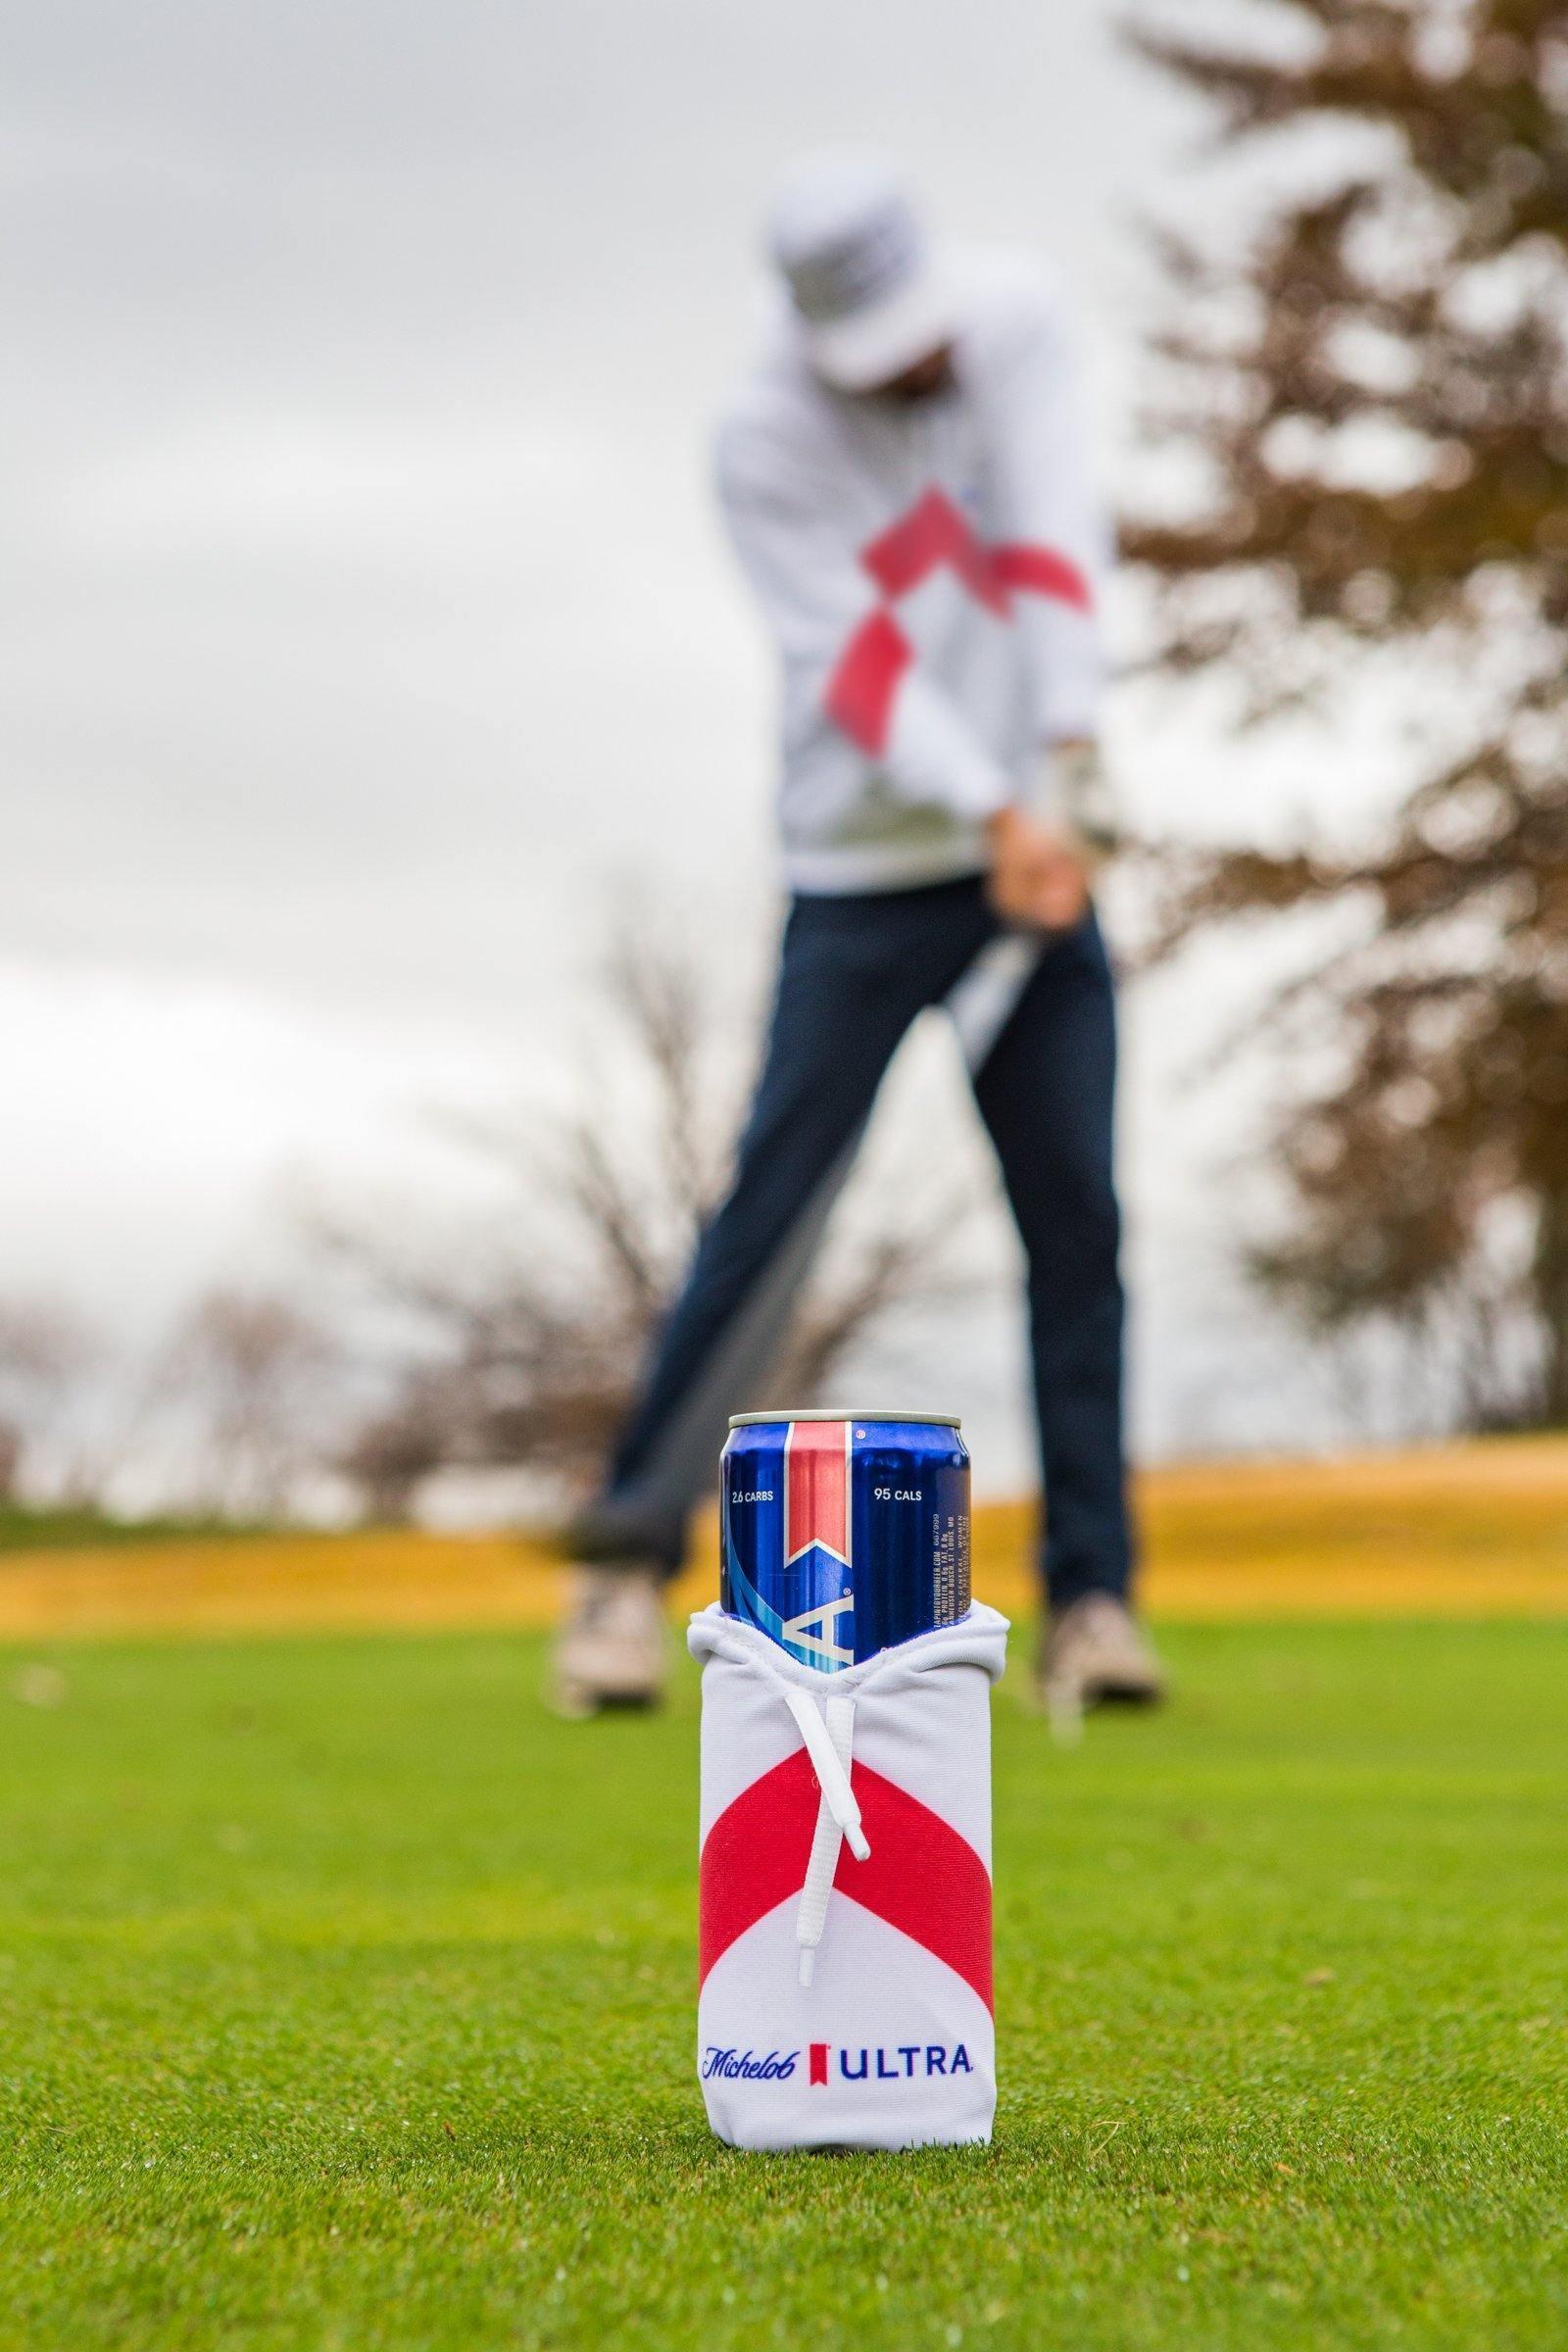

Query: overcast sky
[{"left": 3, "top": 0, "right": 1372, "bottom": 1478}]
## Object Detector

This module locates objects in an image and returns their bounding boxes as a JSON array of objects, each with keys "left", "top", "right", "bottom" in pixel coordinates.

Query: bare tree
[
  {"left": 332, "top": 1377, "right": 452, "bottom": 1525},
  {"left": 0, "top": 1297, "right": 105, "bottom": 1500},
  {"left": 0, "top": 1423, "right": 22, "bottom": 1506},
  {"left": 152, "top": 1290, "right": 341, "bottom": 1518},
  {"left": 325, "top": 917, "right": 974, "bottom": 1515}
]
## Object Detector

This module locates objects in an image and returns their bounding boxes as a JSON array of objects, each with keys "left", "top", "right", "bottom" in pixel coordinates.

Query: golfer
[{"left": 558, "top": 153, "right": 1161, "bottom": 1716}]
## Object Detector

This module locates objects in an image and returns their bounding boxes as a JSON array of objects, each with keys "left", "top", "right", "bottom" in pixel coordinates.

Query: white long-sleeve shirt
[{"left": 716, "top": 247, "right": 1108, "bottom": 895}]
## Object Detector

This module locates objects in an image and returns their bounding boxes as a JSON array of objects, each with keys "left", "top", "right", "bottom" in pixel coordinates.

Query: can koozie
[{"left": 689, "top": 1601, "right": 1008, "bottom": 2152}]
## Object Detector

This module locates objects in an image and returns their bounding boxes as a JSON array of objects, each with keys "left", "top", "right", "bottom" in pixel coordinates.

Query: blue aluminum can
[{"left": 720, "top": 1410, "right": 970, "bottom": 1670}]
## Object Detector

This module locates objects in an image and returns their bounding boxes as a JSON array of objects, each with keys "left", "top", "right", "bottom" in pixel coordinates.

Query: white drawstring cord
[
  {"left": 781, "top": 1688, "right": 869, "bottom": 1859},
  {"left": 784, "top": 1689, "right": 868, "bottom": 1986},
  {"left": 688, "top": 1626, "right": 873, "bottom": 1987}
]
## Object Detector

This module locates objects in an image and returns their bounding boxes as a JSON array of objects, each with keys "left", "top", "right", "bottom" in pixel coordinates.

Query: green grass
[{"left": 1, "top": 1622, "right": 1565, "bottom": 2350}]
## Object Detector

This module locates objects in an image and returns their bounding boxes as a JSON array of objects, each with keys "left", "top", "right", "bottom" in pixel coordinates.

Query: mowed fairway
[{"left": 2, "top": 1613, "right": 1566, "bottom": 2350}]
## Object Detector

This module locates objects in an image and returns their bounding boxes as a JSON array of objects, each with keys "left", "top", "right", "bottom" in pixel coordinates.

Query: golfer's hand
[{"left": 985, "top": 805, "right": 1092, "bottom": 933}]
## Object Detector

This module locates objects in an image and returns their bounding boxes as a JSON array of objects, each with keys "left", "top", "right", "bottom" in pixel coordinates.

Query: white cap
[{"left": 766, "top": 152, "right": 956, "bottom": 392}]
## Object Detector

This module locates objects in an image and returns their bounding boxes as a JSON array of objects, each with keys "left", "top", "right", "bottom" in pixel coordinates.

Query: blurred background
[{"left": 6, "top": 0, "right": 1566, "bottom": 1537}]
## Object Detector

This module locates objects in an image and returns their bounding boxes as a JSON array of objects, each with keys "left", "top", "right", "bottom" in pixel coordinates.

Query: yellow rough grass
[{"left": 2, "top": 1436, "right": 1566, "bottom": 1642}]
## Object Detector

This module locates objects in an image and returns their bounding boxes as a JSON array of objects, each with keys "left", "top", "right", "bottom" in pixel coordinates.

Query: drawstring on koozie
[
  {"left": 698, "top": 1627, "right": 873, "bottom": 1988},
  {"left": 783, "top": 1689, "right": 867, "bottom": 1985}
]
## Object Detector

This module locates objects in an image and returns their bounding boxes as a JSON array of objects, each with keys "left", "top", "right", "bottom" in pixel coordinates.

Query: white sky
[{"left": 3, "top": 0, "right": 1389, "bottom": 1483}]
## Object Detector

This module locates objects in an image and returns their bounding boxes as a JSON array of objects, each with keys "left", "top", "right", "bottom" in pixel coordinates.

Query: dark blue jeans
[{"left": 584, "top": 875, "right": 1132, "bottom": 1613}]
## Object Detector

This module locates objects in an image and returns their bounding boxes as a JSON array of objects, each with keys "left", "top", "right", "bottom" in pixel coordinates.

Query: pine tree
[{"left": 1126, "top": 0, "right": 1568, "bottom": 1422}]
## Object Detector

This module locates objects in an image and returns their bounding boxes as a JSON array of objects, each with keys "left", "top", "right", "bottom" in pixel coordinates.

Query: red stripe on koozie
[
  {"left": 824, "top": 609, "right": 911, "bottom": 754},
  {"left": 991, "top": 541, "right": 1094, "bottom": 612},
  {"left": 699, "top": 1747, "right": 993, "bottom": 2013}
]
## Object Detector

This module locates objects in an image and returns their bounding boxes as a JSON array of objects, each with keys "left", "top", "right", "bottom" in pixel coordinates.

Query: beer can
[{"left": 720, "top": 1410, "right": 970, "bottom": 1670}]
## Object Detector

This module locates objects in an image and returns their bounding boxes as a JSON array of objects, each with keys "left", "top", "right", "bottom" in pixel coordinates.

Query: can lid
[{"left": 726, "top": 1408, "right": 961, "bottom": 1429}]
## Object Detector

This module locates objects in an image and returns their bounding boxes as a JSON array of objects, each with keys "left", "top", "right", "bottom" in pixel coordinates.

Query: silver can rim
[{"left": 726, "top": 1408, "right": 961, "bottom": 1429}]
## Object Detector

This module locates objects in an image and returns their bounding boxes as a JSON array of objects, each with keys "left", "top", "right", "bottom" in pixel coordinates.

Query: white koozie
[{"left": 689, "top": 1601, "right": 1008, "bottom": 2152}]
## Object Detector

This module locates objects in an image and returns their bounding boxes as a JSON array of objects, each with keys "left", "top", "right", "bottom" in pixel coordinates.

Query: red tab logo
[
  {"left": 785, "top": 1418, "right": 851, "bottom": 1566},
  {"left": 808, "top": 2042, "right": 829, "bottom": 2086}
]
